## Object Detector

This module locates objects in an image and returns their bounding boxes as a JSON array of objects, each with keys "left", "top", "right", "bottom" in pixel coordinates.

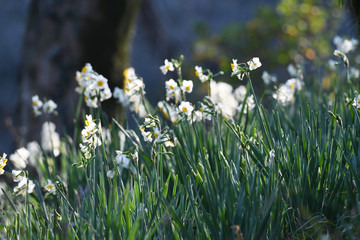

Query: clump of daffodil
[
  {"left": 231, "top": 57, "right": 261, "bottom": 81},
  {"left": 272, "top": 78, "right": 303, "bottom": 106},
  {"left": 113, "top": 67, "right": 147, "bottom": 117},
  {"left": 0, "top": 153, "right": 8, "bottom": 175},
  {"left": 333, "top": 35, "right": 358, "bottom": 54},
  {"left": 32, "top": 95, "right": 57, "bottom": 116},
  {"left": 77, "top": 115, "right": 102, "bottom": 165},
  {"left": 351, "top": 91, "right": 360, "bottom": 109},
  {"left": 75, "top": 63, "right": 112, "bottom": 108},
  {"left": 157, "top": 101, "right": 181, "bottom": 124},
  {"left": 13, "top": 176, "right": 35, "bottom": 195},
  {"left": 139, "top": 114, "right": 175, "bottom": 147}
]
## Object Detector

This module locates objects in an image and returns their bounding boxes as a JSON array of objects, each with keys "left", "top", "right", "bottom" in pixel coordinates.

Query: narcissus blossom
[
  {"left": 115, "top": 151, "right": 130, "bottom": 168},
  {"left": 41, "top": 122, "right": 61, "bottom": 157},
  {"left": 247, "top": 57, "right": 261, "bottom": 71},
  {"left": 10, "top": 147, "right": 30, "bottom": 169},
  {"left": 43, "top": 100, "right": 57, "bottom": 114},
  {"left": 195, "top": 65, "right": 209, "bottom": 82},
  {"left": 14, "top": 177, "right": 35, "bottom": 195},
  {"left": 181, "top": 80, "right": 193, "bottom": 93},
  {"left": 32, "top": 95, "right": 43, "bottom": 116},
  {"left": 107, "top": 170, "right": 115, "bottom": 179},
  {"left": 178, "top": 101, "right": 194, "bottom": 118},
  {"left": 79, "top": 115, "right": 101, "bottom": 161},
  {"left": 160, "top": 59, "right": 175, "bottom": 75},
  {"left": 44, "top": 179, "right": 56, "bottom": 195},
  {"left": 333, "top": 35, "right": 358, "bottom": 54},
  {"left": 113, "top": 68, "right": 146, "bottom": 117},
  {"left": 262, "top": 71, "right": 277, "bottom": 85},
  {"left": 75, "top": 63, "right": 112, "bottom": 108},
  {"left": 12, "top": 170, "right": 24, "bottom": 182}
]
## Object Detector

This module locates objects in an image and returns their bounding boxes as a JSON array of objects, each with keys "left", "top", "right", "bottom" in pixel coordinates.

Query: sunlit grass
[{"left": 1, "top": 37, "right": 360, "bottom": 239}]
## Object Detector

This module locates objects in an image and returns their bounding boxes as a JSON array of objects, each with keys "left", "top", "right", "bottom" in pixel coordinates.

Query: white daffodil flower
[
  {"left": 160, "top": 59, "right": 175, "bottom": 75},
  {"left": 247, "top": 57, "right": 261, "bottom": 71},
  {"left": 181, "top": 80, "right": 193, "bottom": 93},
  {"left": 44, "top": 179, "right": 56, "bottom": 195}
]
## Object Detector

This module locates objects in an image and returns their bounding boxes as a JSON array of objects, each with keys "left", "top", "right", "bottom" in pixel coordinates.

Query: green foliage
[
  {"left": 1, "top": 50, "right": 360, "bottom": 239},
  {"left": 191, "top": 0, "right": 343, "bottom": 86}
]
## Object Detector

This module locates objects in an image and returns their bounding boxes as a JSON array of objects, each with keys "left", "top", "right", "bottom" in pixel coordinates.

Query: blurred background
[{"left": 0, "top": 0, "right": 357, "bottom": 155}]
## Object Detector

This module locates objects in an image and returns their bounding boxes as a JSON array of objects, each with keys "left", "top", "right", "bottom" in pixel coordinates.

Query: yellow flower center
[
  {"left": 85, "top": 120, "right": 89, "bottom": 126},
  {"left": 82, "top": 66, "right": 87, "bottom": 73},
  {"left": 182, "top": 107, "right": 187, "bottom": 113},
  {"left": 163, "top": 112, "right": 169, "bottom": 120},
  {"left": 169, "top": 85, "right": 174, "bottom": 90},
  {"left": 290, "top": 84, "right": 294, "bottom": 89},
  {"left": 32, "top": 101, "right": 37, "bottom": 106},
  {"left": 97, "top": 80, "right": 103, "bottom": 87},
  {"left": 166, "top": 65, "right": 170, "bottom": 70},
  {"left": 48, "top": 185, "right": 53, "bottom": 189},
  {"left": 186, "top": 86, "right": 190, "bottom": 91},
  {"left": 200, "top": 107, "right": 203, "bottom": 113},
  {"left": 231, "top": 63, "right": 234, "bottom": 70},
  {"left": 84, "top": 96, "right": 89, "bottom": 101},
  {"left": 154, "top": 133, "right": 159, "bottom": 138},
  {"left": 195, "top": 71, "right": 199, "bottom": 77}
]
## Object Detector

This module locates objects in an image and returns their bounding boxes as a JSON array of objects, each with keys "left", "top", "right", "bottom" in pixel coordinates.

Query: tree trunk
[{"left": 17, "top": 0, "right": 141, "bottom": 144}]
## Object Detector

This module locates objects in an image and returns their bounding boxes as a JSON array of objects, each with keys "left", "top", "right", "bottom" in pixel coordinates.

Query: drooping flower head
[{"left": 115, "top": 151, "right": 130, "bottom": 168}]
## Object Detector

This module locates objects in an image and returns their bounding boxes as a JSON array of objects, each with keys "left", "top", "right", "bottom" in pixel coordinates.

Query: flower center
[{"left": 182, "top": 107, "right": 188, "bottom": 113}]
